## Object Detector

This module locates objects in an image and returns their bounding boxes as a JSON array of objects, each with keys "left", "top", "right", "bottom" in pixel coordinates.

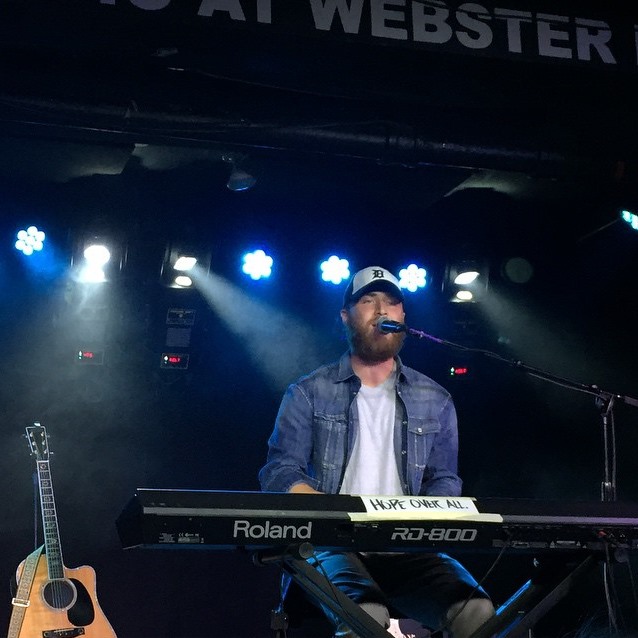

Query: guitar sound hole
[{"left": 42, "top": 579, "right": 77, "bottom": 610}]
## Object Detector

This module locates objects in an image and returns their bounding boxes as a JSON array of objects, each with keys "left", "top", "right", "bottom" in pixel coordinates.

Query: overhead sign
[
  {"left": 2, "top": 0, "right": 637, "bottom": 170},
  {"left": 92, "top": 0, "right": 638, "bottom": 69}
]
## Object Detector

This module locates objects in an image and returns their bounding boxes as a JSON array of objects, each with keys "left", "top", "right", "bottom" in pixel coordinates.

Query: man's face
[{"left": 341, "top": 290, "right": 406, "bottom": 362}]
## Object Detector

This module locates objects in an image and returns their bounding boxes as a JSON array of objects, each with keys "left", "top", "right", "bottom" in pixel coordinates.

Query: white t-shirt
[{"left": 339, "top": 373, "right": 404, "bottom": 496}]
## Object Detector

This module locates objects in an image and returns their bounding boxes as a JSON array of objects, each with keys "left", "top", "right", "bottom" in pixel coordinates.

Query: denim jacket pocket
[
  {"left": 407, "top": 417, "right": 440, "bottom": 470},
  {"left": 313, "top": 412, "right": 348, "bottom": 491}
]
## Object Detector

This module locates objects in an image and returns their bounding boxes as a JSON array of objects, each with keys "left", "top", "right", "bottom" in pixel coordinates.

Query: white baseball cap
[{"left": 343, "top": 266, "right": 403, "bottom": 307}]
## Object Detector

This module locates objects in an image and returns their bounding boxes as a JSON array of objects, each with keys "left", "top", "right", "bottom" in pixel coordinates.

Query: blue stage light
[
  {"left": 15, "top": 225, "right": 45, "bottom": 256},
  {"left": 320, "top": 256, "right": 350, "bottom": 285},
  {"left": 242, "top": 249, "right": 273, "bottom": 280},
  {"left": 621, "top": 209, "right": 638, "bottom": 231},
  {"left": 398, "top": 264, "right": 427, "bottom": 293}
]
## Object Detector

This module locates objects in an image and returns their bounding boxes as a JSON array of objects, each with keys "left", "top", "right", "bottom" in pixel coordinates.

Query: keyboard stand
[
  {"left": 470, "top": 552, "right": 599, "bottom": 638},
  {"left": 257, "top": 545, "right": 600, "bottom": 638},
  {"left": 255, "top": 543, "right": 394, "bottom": 638}
]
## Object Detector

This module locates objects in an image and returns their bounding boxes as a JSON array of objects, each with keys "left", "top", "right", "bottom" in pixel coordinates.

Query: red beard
[{"left": 345, "top": 320, "right": 405, "bottom": 363}]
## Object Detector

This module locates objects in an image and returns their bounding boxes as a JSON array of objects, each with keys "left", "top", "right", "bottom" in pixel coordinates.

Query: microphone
[{"left": 376, "top": 316, "right": 407, "bottom": 334}]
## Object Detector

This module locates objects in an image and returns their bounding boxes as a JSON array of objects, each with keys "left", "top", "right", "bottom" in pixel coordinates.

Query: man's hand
[{"left": 288, "top": 483, "right": 323, "bottom": 494}]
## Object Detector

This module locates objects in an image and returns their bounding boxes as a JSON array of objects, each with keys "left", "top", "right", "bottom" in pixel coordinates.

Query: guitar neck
[{"left": 36, "top": 459, "right": 65, "bottom": 579}]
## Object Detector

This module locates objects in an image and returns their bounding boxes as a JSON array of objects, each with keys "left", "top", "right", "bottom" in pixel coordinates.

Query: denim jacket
[{"left": 259, "top": 352, "right": 462, "bottom": 497}]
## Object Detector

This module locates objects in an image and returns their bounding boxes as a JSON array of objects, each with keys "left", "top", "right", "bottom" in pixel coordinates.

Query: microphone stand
[
  {"left": 406, "top": 325, "right": 638, "bottom": 503},
  {"left": 404, "top": 325, "right": 638, "bottom": 638},
  {"left": 405, "top": 325, "right": 638, "bottom": 637}
]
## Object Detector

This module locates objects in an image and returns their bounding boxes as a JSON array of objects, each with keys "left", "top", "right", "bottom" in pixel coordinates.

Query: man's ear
[{"left": 340, "top": 308, "right": 349, "bottom": 325}]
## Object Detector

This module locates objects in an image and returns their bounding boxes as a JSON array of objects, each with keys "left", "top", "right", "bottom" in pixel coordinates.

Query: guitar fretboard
[{"left": 37, "top": 460, "right": 64, "bottom": 580}]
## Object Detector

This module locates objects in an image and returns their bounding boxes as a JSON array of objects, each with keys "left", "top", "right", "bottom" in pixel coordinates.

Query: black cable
[
  {"left": 610, "top": 409, "right": 617, "bottom": 501},
  {"left": 626, "top": 555, "right": 638, "bottom": 629}
]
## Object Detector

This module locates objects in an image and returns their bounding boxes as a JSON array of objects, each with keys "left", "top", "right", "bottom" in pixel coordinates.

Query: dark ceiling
[{"left": 1, "top": 1, "right": 637, "bottom": 248}]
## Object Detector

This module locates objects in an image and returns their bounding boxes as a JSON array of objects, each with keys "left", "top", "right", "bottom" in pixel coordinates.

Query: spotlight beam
[{"left": 190, "top": 270, "right": 334, "bottom": 392}]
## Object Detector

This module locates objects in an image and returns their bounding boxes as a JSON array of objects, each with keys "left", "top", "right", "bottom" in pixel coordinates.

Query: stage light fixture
[
  {"left": 223, "top": 154, "right": 257, "bottom": 192},
  {"left": 15, "top": 225, "right": 45, "bottom": 256},
  {"left": 320, "top": 256, "right": 350, "bottom": 285},
  {"left": 74, "top": 237, "right": 124, "bottom": 283},
  {"left": 80, "top": 243, "right": 110, "bottom": 283},
  {"left": 174, "top": 256, "right": 197, "bottom": 271},
  {"left": 242, "top": 249, "right": 273, "bottom": 280},
  {"left": 621, "top": 209, "right": 638, "bottom": 231},
  {"left": 444, "top": 259, "right": 489, "bottom": 303},
  {"left": 174, "top": 275, "right": 193, "bottom": 287},
  {"left": 454, "top": 270, "right": 479, "bottom": 285},
  {"left": 227, "top": 167, "right": 256, "bottom": 192},
  {"left": 502, "top": 257, "right": 534, "bottom": 284},
  {"left": 84, "top": 243, "right": 111, "bottom": 266},
  {"left": 398, "top": 264, "right": 427, "bottom": 293},
  {"left": 161, "top": 244, "right": 210, "bottom": 288}
]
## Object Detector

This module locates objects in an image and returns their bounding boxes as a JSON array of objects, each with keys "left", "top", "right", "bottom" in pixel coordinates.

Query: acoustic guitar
[{"left": 11, "top": 423, "right": 117, "bottom": 638}]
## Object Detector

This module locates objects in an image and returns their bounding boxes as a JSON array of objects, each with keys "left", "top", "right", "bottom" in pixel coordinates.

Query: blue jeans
[{"left": 309, "top": 551, "right": 490, "bottom": 632}]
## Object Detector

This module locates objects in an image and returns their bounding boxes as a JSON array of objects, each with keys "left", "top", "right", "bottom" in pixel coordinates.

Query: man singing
[{"left": 259, "top": 266, "right": 494, "bottom": 637}]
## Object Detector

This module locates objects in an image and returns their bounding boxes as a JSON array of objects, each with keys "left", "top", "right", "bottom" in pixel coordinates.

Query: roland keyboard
[{"left": 116, "top": 489, "right": 638, "bottom": 553}]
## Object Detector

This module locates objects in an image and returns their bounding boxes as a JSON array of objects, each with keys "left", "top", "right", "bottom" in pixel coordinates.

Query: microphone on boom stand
[{"left": 376, "top": 316, "right": 444, "bottom": 344}]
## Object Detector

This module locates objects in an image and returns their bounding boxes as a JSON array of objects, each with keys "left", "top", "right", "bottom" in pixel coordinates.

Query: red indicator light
[
  {"left": 77, "top": 349, "right": 104, "bottom": 365},
  {"left": 450, "top": 366, "right": 469, "bottom": 376},
  {"left": 161, "top": 353, "right": 190, "bottom": 370}
]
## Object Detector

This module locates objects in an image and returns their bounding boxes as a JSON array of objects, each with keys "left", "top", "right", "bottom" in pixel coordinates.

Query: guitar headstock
[{"left": 26, "top": 422, "right": 50, "bottom": 461}]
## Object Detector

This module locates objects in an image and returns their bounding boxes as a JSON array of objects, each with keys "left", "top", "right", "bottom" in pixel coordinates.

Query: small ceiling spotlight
[
  {"left": 15, "top": 225, "right": 45, "bottom": 256},
  {"left": 398, "top": 263, "right": 428, "bottom": 293},
  {"left": 320, "top": 256, "right": 350, "bottom": 285},
  {"left": 444, "top": 259, "right": 489, "bottom": 303},
  {"left": 223, "top": 154, "right": 256, "bottom": 192}
]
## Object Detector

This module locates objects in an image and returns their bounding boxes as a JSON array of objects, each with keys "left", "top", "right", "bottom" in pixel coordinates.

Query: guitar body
[
  {"left": 15, "top": 554, "right": 117, "bottom": 638},
  {"left": 15, "top": 424, "right": 117, "bottom": 638}
]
